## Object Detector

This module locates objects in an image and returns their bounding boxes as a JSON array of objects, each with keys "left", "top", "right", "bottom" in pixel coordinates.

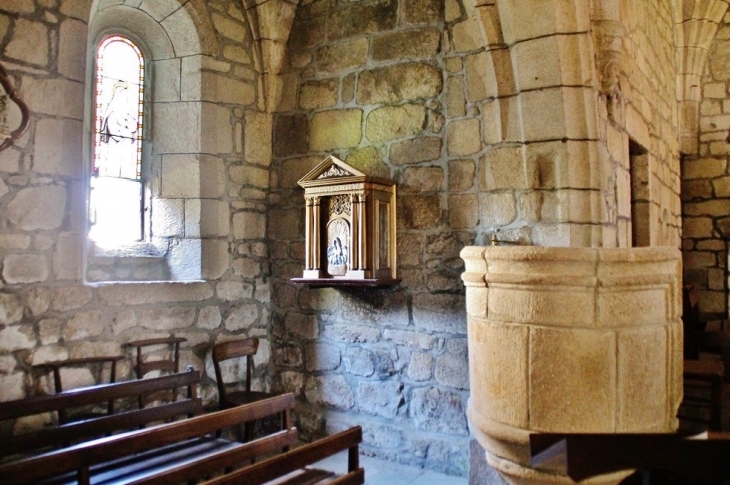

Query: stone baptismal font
[{"left": 461, "top": 246, "right": 682, "bottom": 484}]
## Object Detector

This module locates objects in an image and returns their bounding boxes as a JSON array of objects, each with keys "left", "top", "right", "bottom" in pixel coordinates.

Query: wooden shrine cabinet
[{"left": 291, "top": 156, "right": 399, "bottom": 287}]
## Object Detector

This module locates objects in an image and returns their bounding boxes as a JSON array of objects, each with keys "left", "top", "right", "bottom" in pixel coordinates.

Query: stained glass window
[{"left": 90, "top": 36, "right": 145, "bottom": 243}]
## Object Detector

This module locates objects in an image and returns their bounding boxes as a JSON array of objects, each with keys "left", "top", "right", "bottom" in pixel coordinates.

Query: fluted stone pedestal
[{"left": 461, "top": 246, "right": 683, "bottom": 485}]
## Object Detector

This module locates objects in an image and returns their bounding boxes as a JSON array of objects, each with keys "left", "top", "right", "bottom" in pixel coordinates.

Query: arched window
[{"left": 89, "top": 35, "right": 145, "bottom": 244}]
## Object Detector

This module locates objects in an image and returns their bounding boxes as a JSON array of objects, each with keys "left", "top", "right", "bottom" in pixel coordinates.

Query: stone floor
[{"left": 313, "top": 451, "right": 467, "bottom": 485}]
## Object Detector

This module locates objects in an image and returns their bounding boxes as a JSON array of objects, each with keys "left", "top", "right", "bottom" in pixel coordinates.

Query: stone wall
[
  {"left": 267, "top": 0, "right": 687, "bottom": 477},
  {"left": 0, "top": 0, "right": 273, "bottom": 410},
  {"left": 683, "top": 10, "right": 730, "bottom": 315},
  {"left": 600, "top": 0, "right": 682, "bottom": 249}
]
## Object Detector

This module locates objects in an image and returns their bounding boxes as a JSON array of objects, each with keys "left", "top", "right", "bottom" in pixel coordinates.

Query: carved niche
[{"left": 291, "top": 155, "right": 398, "bottom": 286}]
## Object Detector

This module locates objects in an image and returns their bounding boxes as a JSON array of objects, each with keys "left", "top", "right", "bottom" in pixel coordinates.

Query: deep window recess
[{"left": 90, "top": 35, "right": 145, "bottom": 244}]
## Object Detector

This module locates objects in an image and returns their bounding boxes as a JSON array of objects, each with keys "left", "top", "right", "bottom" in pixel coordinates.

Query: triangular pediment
[{"left": 298, "top": 155, "right": 366, "bottom": 186}]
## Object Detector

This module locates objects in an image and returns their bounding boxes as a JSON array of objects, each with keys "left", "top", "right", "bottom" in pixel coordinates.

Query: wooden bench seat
[
  {"left": 0, "top": 392, "right": 363, "bottom": 485},
  {"left": 0, "top": 371, "right": 201, "bottom": 460}
]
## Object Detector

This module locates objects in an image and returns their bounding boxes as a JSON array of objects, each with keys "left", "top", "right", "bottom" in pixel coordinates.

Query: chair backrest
[
  {"left": 682, "top": 286, "right": 705, "bottom": 359},
  {"left": 127, "top": 337, "right": 187, "bottom": 379},
  {"left": 212, "top": 338, "right": 259, "bottom": 400}
]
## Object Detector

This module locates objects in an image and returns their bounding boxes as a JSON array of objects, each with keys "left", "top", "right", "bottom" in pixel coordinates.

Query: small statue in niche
[{"left": 326, "top": 219, "right": 349, "bottom": 276}]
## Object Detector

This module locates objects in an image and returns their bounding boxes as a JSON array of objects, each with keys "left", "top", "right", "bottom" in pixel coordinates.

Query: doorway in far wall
[{"left": 630, "top": 139, "right": 650, "bottom": 247}]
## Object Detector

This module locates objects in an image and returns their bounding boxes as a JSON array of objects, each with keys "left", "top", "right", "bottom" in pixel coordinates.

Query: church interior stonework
[{"left": 0, "top": 0, "right": 729, "bottom": 483}]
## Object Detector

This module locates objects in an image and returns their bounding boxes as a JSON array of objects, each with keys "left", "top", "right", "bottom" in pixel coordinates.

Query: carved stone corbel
[
  {"left": 0, "top": 62, "right": 30, "bottom": 152},
  {"left": 593, "top": 19, "right": 625, "bottom": 98}
]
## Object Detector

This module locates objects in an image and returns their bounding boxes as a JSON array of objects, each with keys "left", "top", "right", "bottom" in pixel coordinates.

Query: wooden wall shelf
[{"left": 290, "top": 278, "right": 401, "bottom": 288}]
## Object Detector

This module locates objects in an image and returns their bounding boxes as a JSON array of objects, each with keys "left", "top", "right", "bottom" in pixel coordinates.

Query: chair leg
[{"left": 710, "top": 374, "right": 723, "bottom": 431}]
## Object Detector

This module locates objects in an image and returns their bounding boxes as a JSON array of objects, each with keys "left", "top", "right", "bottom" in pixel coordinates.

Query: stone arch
[
  {"left": 675, "top": 0, "right": 729, "bottom": 154},
  {"left": 462, "top": 0, "right": 602, "bottom": 246},
  {"left": 84, "top": 0, "right": 232, "bottom": 282},
  {"left": 240, "top": 0, "right": 300, "bottom": 112}
]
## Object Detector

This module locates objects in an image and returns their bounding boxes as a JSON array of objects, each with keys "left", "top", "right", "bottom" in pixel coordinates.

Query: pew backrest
[
  {"left": 0, "top": 370, "right": 201, "bottom": 458},
  {"left": 0, "top": 393, "right": 298, "bottom": 485}
]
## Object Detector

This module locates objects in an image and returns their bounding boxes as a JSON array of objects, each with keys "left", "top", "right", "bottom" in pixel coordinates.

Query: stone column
[{"left": 461, "top": 246, "right": 682, "bottom": 485}]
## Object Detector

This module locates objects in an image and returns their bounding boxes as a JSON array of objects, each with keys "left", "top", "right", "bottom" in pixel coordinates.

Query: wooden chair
[
  {"left": 126, "top": 336, "right": 187, "bottom": 407},
  {"left": 212, "top": 338, "right": 279, "bottom": 442},
  {"left": 32, "top": 355, "right": 124, "bottom": 424}
]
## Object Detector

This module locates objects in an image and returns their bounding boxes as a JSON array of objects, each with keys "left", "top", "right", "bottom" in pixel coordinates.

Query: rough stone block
[
  {"left": 52, "top": 287, "right": 93, "bottom": 312},
  {"left": 211, "top": 12, "right": 246, "bottom": 42},
  {"left": 161, "top": 154, "right": 200, "bottom": 198},
  {"left": 345, "top": 146, "right": 390, "bottom": 179},
  {"left": 53, "top": 233, "right": 83, "bottom": 280},
  {"left": 366, "top": 104, "right": 426, "bottom": 143},
  {"left": 216, "top": 281, "right": 253, "bottom": 301},
  {"left": 479, "top": 192, "right": 516, "bottom": 226},
  {"left": 449, "top": 194, "right": 479, "bottom": 229},
  {"left": 451, "top": 17, "right": 482, "bottom": 52},
  {"left": 407, "top": 352, "right": 432, "bottom": 381},
  {"left": 6, "top": 18, "right": 48, "bottom": 67},
  {"left": 304, "top": 375, "right": 355, "bottom": 410},
  {"left": 480, "top": 146, "right": 526, "bottom": 190},
  {"left": 97, "top": 282, "right": 213, "bottom": 306},
  {"left": 358, "top": 63, "right": 442, "bottom": 105},
  {"left": 0, "top": 373, "right": 25, "bottom": 401},
  {"left": 275, "top": 346, "right": 303, "bottom": 368},
  {"left": 344, "top": 347, "right": 375, "bottom": 377},
  {"left": 410, "top": 387, "right": 468, "bottom": 435},
  {"left": 0, "top": 293, "right": 23, "bottom": 324},
  {"left": 3, "top": 254, "right": 48, "bottom": 283},
  {"left": 64, "top": 310, "right": 104, "bottom": 341},
  {"left": 435, "top": 338, "right": 469, "bottom": 390},
  {"left": 58, "top": 18, "right": 87, "bottom": 82},
  {"left": 400, "top": 167, "right": 443, "bottom": 193},
  {"left": 447, "top": 118, "right": 481, "bottom": 156},
  {"left": 305, "top": 342, "right": 341, "bottom": 371},
  {"left": 683, "top": 157, "right": 726, "bottom": 179},
  {"left": 317, "top": 37, "right": 368, "bottom": 73},
  {"left": 201, "top": 72, "right": 255, "bottom": 106},
  {"left": 274, "top": 115, "right": 309, "bottom": 159},
  {"left": 390, "top": 137, "right": 442, "bottom": 165},
  {"left": 232, "top": 211, "right": 266, "bottom": 239},
  {"left": 300, "top": 78, "right": 339, "bottom": 110},
  {"left": 358, "top": 381, "right": 403, "bottom": 418},
  {"left": 310, "top": 109, "right": 362, "bottom": 151},
  {"left": 244, "top": 111, "right": 272, "bottom": 165},
  {"left": 403, "top": 0, "right": 442, "bottom": 24},
  {"left": 7, "top": 185, "right": 66, "bottom": 231},
  {"left": 0, "top": 324, "right": 35, "bottom": 352},
  {"left": 139, "top": 306, "right": 196, "bottom": 331},
  {"left": 322, "top": 323, "right": 380, "bottom": 343},
  {"left": 224, "top": 304, "right": 259, "bottom": 331},
  {"left": 412, "top": 293, "right": 466, "bottom": 334},
  {"left": 398, "top": 195, "right": 441, "bottom": 229},
  {"left": 446, "top": 76, "right": 466, "bottom": 118},
  {"left": 464, "top": 51, "right": 498, "bottom": 102},
  {"left": 327, "top": 0, "right": 397, "bottom": 41},
  {"left": 448, "top": 159, "right": 475, "bottom": 192},
  {"left": 373, "top": 28, "right": 440, "bottom": 61}
]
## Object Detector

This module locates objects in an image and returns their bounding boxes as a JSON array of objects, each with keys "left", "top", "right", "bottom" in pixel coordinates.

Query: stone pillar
[{"left": 461, "top": 246, "right": 682, "bottom": 485}]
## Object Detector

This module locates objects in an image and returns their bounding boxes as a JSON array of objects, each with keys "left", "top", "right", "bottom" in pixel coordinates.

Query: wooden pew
[
  {"left": 200, "top": 426, "right": 364, "bottom": 485},
  {"left": 0, "top": 370, "right": 201, "bottom": 460},
  {"left": 530, "top": 431, "right": 730, "bottom": 484},
  {"left": 0, "top": 392, "right": 364, "bottom": 485}
]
